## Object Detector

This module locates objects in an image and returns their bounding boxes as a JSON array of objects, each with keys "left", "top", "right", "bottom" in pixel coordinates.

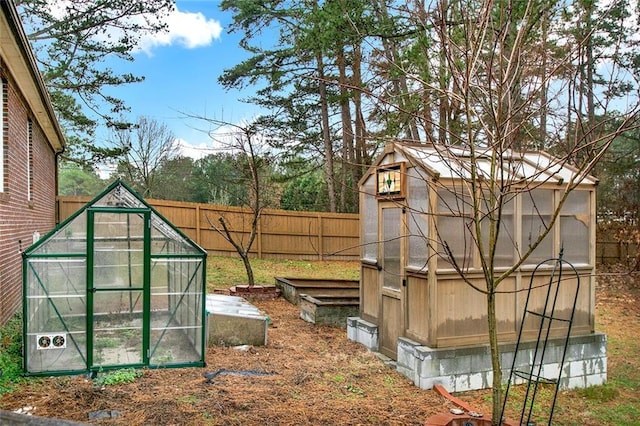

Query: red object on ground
[{"left": 424, "top": 384, "right": 517, "bottom": 426}]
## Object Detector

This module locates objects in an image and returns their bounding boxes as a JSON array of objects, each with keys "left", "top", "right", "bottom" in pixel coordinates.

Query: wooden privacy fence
[
  {"left": 57, "top": 196, "right": 635, "bottom": 264},
  {"left": 57, "top": 196, "right": 360, "bottom": 261},
  {"left": 597, "top": 241, "right": 639, "bottom": 265}
]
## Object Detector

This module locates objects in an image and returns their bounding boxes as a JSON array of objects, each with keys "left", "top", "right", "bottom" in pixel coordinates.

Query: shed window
[
  {"left": 481, "top": 193, "right": 515, "bottom": 267},
  {"left": 361, "top": 174, "right": 377, "bottom": 262},
  {"left": 376, "top": 162, "right": 406, "bottom": 199},
  {"left": 382, "top": 207, "right": 402, "bottom": 290},
  {"left": 521, "top": 189, "right": 553, "bottom": 264},
  {"left": 560, "top": 190, "right": 590, "bottom": 265},
  {"left": 407, "top": 167, "right": 429, "bottom": 271},
  {"left": 437, "top": 189, "right": 473, "bottom": 269}
]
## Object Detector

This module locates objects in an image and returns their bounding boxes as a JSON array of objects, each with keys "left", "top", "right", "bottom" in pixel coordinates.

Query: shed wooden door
[{"left": 379, "top": 205, "right": 404, "bottom": 359}]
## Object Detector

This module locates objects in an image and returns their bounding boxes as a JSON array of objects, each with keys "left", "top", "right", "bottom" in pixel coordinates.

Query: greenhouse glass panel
[
  {"left": 29, "top": 211, "right": 87, "bottom": 255},
  {"left": 24, "top": 258, "right": 87, "bottom": 374},
  {"left": 437, "top": 189, "right": 474, "bottom": 269},
  {"left": 23, "top": 180, "right": 206, "bottom": 376},
  {"left": 149, "top": 258, "right": 204, "bottom": 366},
  {"left": 93, "top": 184, "right": 146, "bottom": 209},
  {"left": 382, "top": 207, "right": 402, "bottom": 291},
  {"left": 480, "top": 193, "right": 515, "bottom": 267},
  {"left": 92, "top": 211, "right": 145, "bottom": 290},
  {"left": 361, "top": 174, "right": 377, "bottom": 262},
  {"left": 150, "top": 213, "right": 202, "bottom": 255}
]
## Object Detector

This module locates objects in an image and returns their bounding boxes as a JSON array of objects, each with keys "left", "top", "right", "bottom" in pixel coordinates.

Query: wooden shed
[{"left": 348, "top": 141, "right": 606, "bottom": 392}]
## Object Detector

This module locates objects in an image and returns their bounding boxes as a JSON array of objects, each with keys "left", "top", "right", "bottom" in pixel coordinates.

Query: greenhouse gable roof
[{"left": 25, "top": 179, "right": 207, "bottom": 256}]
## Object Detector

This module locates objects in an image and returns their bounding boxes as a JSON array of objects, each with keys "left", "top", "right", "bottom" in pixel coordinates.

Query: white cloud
[
  {"left": 136, "top": 7, "right": 223, "bottom": 55},
  {"left": 33, "top": 2, "right": 222, "bottom": 56},
  {"left": 172, "top": 123, "right": 265, "bottom": 159},
  {"left": 173, "top": 138, "right": 218, "bottom": 160}
]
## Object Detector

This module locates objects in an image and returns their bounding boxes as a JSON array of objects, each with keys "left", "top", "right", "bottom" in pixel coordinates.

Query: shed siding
[
  {"left": 360, "top": 264, "right": 378, "bottom": 322},
  {"left": 405, "top": 274, "right": 429, "bottom": 343}
]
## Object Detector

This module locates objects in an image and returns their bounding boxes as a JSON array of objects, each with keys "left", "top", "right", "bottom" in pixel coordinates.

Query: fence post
[
  {"left": 196, "top": 204, "right": 201, "bottom": 247},
  {"left": 257, "top": 212, "right": 263, "bottom": 259},
  {"left": 318, "top": 214, "right": 324, "bottom": 261}
]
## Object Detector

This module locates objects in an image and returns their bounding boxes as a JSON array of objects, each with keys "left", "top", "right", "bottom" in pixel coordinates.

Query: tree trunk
[
  {"left": 539, "top": 7, "right": 549, "bottom": 151},
  {"left": 373, "top": 0, "right": 421, "bottom": 142},
  {"left": 352, "top": 44, "right": 368, "bottom": 179},
  {"left": 437, "top": 0, "right": 449, "bottom": 146},
  {"left": 216, "top": 215, "right": 259, "bottom": 288},
  {"left": 488, "top": 288, "right": 503, "bottom": 425},
  {"left": 317, "top": 52, "right": 337, "bottom": 213},
  {"left": 338, "top": 47, "right": 353, "bottom": 213},
  {"left": 241, "top": 251, "right": 255, "bottom": 287},
  {"left": 585, "top": 7, "right": 596, "bottom": 160}
]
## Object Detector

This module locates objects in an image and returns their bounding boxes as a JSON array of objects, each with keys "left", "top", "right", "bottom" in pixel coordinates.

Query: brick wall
[{"left": 0, "top": 67, "right": 57, "bottom": 324}]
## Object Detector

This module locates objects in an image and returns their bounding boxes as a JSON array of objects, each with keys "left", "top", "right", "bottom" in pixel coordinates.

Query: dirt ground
[{"left": 0, "top": 264, "right": 638, "bottom": 425}]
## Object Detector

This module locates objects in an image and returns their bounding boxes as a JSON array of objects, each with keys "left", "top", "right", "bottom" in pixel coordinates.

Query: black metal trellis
[{"left": 500, "top": 249, "right": 581, "bottom": 426}]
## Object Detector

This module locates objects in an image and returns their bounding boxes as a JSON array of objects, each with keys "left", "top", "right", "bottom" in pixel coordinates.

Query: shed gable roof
[{"left": 366, "top": 142, "right": 598, "bottom": 187}]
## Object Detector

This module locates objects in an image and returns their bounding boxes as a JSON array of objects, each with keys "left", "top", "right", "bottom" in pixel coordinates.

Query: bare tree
[
  {"left": 410, "top": 0, "right": 640, "bottom": 423},
  {"left": 195, "top": 118, "right": 278, "bottom": 288},
  {"left": 110, "top": 116, "right": 178, "bottom": 197}
]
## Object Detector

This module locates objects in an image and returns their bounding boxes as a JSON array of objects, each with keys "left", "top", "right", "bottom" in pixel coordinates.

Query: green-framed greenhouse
[{"left": 22, "top": 180, "right": 207, "bottom": 375}]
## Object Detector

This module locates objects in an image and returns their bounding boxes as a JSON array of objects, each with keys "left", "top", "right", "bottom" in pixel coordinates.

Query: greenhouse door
[
  {"left": 379, "top": 205, "right": 404, "bottom": 360},
  {"left": 88, "top": 208, "right": 150, "bottom": 370}
]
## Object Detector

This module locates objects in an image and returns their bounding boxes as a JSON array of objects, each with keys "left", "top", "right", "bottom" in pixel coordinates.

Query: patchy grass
[
  {"left": 0, "top": 313, "right": 26, "bottom": 394},
  {"left": 94, "top": 368, "right": 144, "bottom": 387},
  {"left": 206, "top": 256, "right": 359, "bottom": 290},
  {"left": 576, "top": 383, "right": 619, "bottom": 402}
]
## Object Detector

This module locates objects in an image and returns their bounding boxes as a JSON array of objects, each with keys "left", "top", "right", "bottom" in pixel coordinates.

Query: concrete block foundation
[
  {"left": 347, "top": 317, "right": 606, "bottom": 392},
  {"left": 347, "top": 317, "right": 379, "bottom": 351}
]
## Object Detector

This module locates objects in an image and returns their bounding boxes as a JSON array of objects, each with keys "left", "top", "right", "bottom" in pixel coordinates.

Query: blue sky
[{"left": 101, "top": 1, "right": 264, "bottom": 160}]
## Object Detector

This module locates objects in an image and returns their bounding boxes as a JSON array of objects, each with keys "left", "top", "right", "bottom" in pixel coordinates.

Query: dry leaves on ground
[{"left": 0, "top": 264, "right": 638, "bottom": 425}]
